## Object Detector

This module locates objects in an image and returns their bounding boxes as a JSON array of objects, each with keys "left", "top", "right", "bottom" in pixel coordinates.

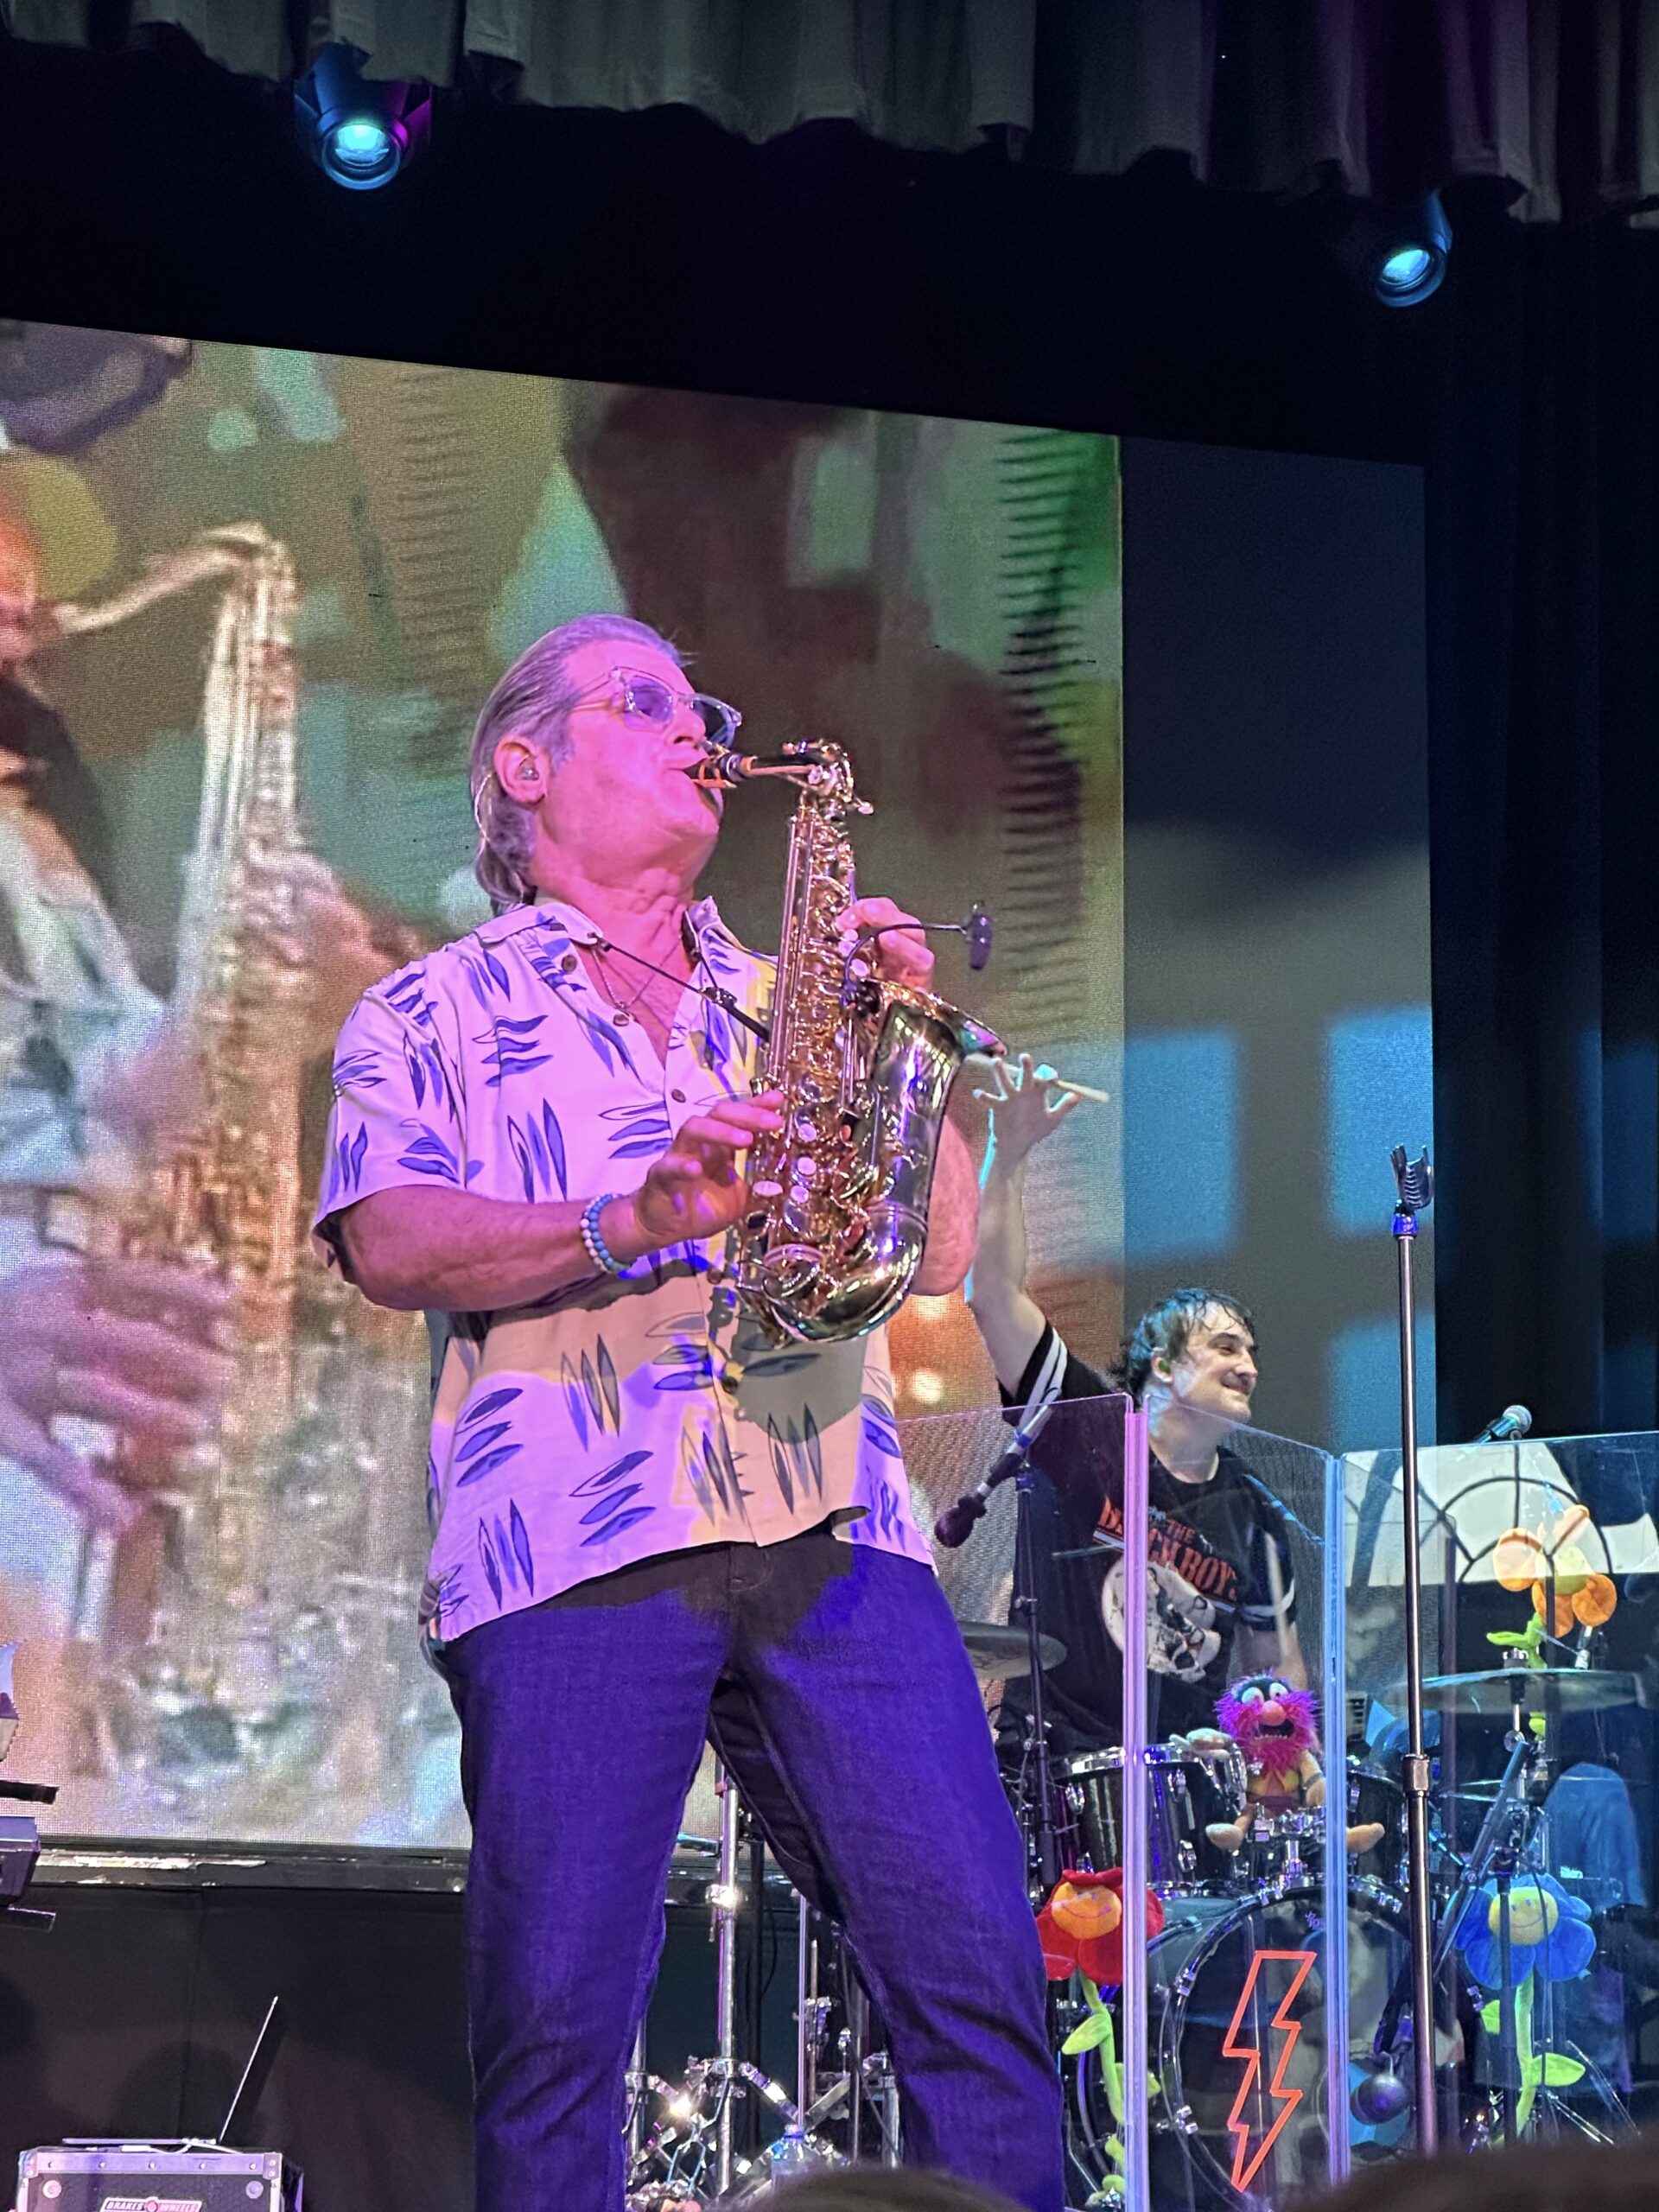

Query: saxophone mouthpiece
[{"left": 691, "top": 745, "right": 753, "bottom": 788}]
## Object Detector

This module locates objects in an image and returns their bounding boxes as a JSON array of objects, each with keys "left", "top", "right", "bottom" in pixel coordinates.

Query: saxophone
[
  {"left": 46, "top": 531, "right": 320, "bottom": 1787},
  {"left": 699, "top": 740, "right": 1001, "bottom": 1343},
  {"left": 50, "top": 529, "right": 443, "bottom": 1827}
]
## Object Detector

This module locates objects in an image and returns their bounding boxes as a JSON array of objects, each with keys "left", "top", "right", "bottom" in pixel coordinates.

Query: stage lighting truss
[
  {"left": 1332, "top": 190, "right": 1452, "bottom": 308},
  {"left": 294, "top": 43, "right": 432, "bottom": 191}
]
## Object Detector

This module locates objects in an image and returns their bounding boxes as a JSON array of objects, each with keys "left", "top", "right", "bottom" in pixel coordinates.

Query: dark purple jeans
[{"left": 442, "top": 1522, "right": 1064, "bottom": 2212}]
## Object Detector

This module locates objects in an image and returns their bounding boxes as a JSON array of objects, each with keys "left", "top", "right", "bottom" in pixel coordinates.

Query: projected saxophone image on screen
[{"left": 0, "top": 326, "right": 1123, "bottom": 1847}]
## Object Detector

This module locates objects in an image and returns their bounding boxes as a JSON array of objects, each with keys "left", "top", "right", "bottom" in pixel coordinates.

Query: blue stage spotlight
[
  {"left": 1333, "top": 192, "right": 1452, "bottom": 308},
  {"left": 294, "top": 44, "right": 431, "bottom": 191}
]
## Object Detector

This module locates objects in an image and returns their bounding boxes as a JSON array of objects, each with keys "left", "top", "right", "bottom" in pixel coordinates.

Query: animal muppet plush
[{"left": 1201, "top": 1673, "right": 1384, "bottom": 1858}]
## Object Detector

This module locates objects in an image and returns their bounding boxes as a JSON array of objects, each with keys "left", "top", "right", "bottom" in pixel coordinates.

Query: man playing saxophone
[{"left": 312, "top": 613, "right": 1063, "bottom": 2212}]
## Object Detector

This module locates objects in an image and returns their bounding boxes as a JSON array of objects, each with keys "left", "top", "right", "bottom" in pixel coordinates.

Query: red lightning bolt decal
[{"left": 1222, "top": 1948, "right": 1318, "bottom": 2194}]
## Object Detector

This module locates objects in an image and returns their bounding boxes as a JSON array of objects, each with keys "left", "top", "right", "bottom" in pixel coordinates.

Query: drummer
[{"left": 966, "top": 1055, "right": 1306, "bottom": 1757}]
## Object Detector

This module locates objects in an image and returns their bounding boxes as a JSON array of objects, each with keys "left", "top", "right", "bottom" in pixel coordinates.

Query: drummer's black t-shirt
[{"left": 998, "top": 1322, "right": 1298, "bottom": 1749}]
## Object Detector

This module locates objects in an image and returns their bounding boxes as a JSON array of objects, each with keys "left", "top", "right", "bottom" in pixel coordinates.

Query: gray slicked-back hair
[{"left": 469, "top": 612, "right": 683, "bottom": 911}]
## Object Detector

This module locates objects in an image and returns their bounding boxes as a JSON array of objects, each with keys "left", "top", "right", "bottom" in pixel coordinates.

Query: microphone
[
  {"left": 935, "top": 1395, "right": 1055, "bottom": 1549},
  {"left": 1473, "top": 1403, "right": 1532, "bottom": 1445},
  {"left": 966, "top": 903, "right": 994, "bottom": 972},
  {"left": 1227, "top": 1460, "right": 1323, "bottom": 1548}
]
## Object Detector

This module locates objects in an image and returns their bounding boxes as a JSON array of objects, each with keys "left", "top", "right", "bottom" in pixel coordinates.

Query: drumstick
[{"left": 1030, "top": 1065, "right": 1112, "bottom": 1106}]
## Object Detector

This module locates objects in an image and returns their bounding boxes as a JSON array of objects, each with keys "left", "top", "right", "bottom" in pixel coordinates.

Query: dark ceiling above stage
[{"left": 6, "top": 0, "right": 1659, "bottom": 226}]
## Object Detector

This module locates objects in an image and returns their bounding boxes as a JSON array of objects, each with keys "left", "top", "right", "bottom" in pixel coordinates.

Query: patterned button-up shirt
[{"left": 313, "top": 895, "right": 931, "bottom": 1651}]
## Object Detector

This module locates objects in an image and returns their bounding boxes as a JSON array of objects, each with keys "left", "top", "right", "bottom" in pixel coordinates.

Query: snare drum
[
  {"left": 1232, "top": 1763, "right": 1408, "bottom": 1896},
  {"left": 1241, "top": 1805, "right": 1325, "bottom": 1891},
  {"left": 1059, "top": 1740, "right": 1248, "bottom": 1894}
]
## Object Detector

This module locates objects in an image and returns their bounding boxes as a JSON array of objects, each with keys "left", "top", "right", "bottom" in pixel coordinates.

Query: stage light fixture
[
  {"left": 1333, "top": 191, "right": 1452, "bottom": 308},
  {"left": 294, "top": 43, "right": 431, "bottom": 191}
]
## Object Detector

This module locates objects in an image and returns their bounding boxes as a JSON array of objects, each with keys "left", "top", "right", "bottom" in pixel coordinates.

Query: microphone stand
[
  {"left": 1009, "top": 1438, "right": 1062, "bottom": 1893},
  {"left": 1390, "top": 1144, "right": 1439, "bottom": 2152}
]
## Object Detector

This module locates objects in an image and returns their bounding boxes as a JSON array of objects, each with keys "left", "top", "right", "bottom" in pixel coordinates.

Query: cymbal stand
[{"left": 1371, "top": 1687, "right": 1539, "bottom": 2083}]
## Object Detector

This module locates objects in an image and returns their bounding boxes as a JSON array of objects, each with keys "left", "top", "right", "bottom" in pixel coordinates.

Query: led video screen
[{"left": 0, "top": 326, "right": 1123, "bottom": 1846}]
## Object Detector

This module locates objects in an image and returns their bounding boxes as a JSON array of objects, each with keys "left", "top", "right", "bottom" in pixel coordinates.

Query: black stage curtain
[
  {"left": 1426, "top": 207, "right": 1659, "bottom": 1444},
  {"left": 8, "top": 0, "right": 1659, "bottom": 220}
]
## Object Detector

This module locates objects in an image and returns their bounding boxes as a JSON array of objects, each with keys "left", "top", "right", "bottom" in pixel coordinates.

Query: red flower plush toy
[{"left": 1037, "top": 1868, "right": 1166, "bottom": 1986}]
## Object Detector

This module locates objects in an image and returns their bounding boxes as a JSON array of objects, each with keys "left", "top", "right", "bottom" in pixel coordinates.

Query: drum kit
[
  {"left": 623, "top": 1614, "right": 1643, "bottom": 2210},
  {"left": 988, "top": 1629, "right": 1643, "bottom": 2210}
]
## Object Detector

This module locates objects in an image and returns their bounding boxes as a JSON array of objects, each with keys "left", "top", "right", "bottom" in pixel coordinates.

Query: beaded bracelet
[{"left": 580, "top": 1192, "right": 630, "bottom": 1278}]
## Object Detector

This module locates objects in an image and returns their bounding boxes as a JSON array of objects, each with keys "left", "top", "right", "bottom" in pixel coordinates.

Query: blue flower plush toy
[{"left": 1452, "top": 1872, "right": 1595, "bottom": 1988}]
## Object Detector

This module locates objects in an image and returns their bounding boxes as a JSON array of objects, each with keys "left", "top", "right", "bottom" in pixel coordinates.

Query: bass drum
[{"left": 1067, "top": 1880, "right": 1414, "bottom": 2210}]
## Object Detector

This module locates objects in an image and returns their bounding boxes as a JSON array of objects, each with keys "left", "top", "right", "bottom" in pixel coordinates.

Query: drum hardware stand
[
  {"left": 626, "top": 2019, "right": 650, "bottom": 2171},
  {"left": 1389, "top": 1142, "right": 1440, "bottom": 2151},
  {"left": 996, "top": 1421, "right": 1065, "bottom": 1891},
  {"left": 712, "top": 1762, "right": 745, "bottom": 2191}
]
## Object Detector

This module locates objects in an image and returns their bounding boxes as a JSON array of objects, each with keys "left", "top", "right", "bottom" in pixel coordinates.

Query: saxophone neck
[{"left": 696, "top": 740, "right": 868, "bottom": 811}]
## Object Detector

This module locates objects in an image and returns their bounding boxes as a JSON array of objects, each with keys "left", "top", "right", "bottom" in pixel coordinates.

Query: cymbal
[
  {"left": 957, "top": 1621, "right": 1067, "bottom": 1681},
  {"left": 1413, "top": 1666, "right": 1637, "bottom": 1715}
]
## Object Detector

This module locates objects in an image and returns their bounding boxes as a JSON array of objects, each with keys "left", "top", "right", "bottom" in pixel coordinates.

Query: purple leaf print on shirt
[
  {"left": 456, "top": 1445, "right": 521, "bottom": 1486},
  {"left": 580, "top": 1503, "right": 656, "bottom": 1547},
  {"left": 601, "top": 1100, "right": 672, "bottom": 1160},
  {"left": 331, "top": 1047, "right": 385, "bottom": 1094},
  {"left": 478, "top": 1521, "right": 504, "bottom": 1607},
  {"left": 578, "top": 1483, "right": 645, "bottom": 1525},
  {"left": 507, "top": 1502, "right": 535, "bottom": 1592},
  {"left": 764, "top": 1415, "right": 796, "bottom": 1512},
  {"left": 560, "top": 1354, "right": 589, "bottom": 1446},
  {"left": 596, "top": 1338, "right": 621, "bottom": 1427},
  {"left": 385, "top": 963, "right": 437, "bottom": 1027},
  {"left": 454, "top": 1389, "right": 524, "bottom": 1486},
  {"left": 463, "top": 1386, "right": 524, "bottom": 1427},
  {"left": 397, "top": 1123, "right": 461, "bottom": 1180},
  {"left": 696, "top": 919, "right": 743, "bottom": 982},
  {"left": 480, "top": 1014, "right": 556, "bottom": 1087},
  {"left": 861, "top": 1395, "right": 903, "bottom": 1459},
  {"left": 653, "top": 1341, "right": 715, "bottom": 1391},
  {"left": 683, "top": 1426, "right": 739, "bottom": 1522},
  {"left": 332, "top": 1120, "right": 370, "bottom": 1198},
  {"left": 455, "top": 1418, "right": 515, "bottom": 1462},
  {"left": 803, "top": 1406, "right": 823, "bottom": 1493},
  {"left": 402, "top": 1033, "right": 459, "bottom": 1122},
  {"left": 764, "top": 1410, "right": 823, "bottom": 1505},
  {"left": 507, "top": 1104, "right": 569, "bottom": 1200},
  {"left": 538, "top": 1102, "right": 567, "bottom": 1193},
  {"left": 572, "top": 1449, "right": 652, "bottom": 1497},
  {"left": 573, "top": 1004, "right": 639, "bottom": 1078},
  {"left": 457, "top": 939, "right": 513, "bottom": 1007},
  {"left": 487, "top": 1505, "right": 534, "bottom": 1593}
]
